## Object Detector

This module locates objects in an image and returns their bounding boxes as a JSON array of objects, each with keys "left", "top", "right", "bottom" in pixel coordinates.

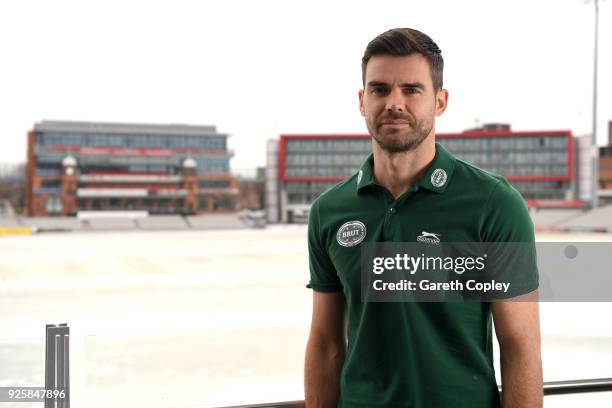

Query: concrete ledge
[
  {"left": 136, "top": 215, "right": 189, "bottom": 230},
  {"left": 0, "top": 217, "right": 23, "bottom": 228},
  {"left": 86, "top": 218, "right": 137, "bottom": 230},
  {"left": 531, "top": 209, "right": 583, "bottom": 228},
  {"left": 23, "top": 217, "right": 85, "bottom": 231},
  {"left": 186, "top": 215, "right": 247, "bottom": 230},
  {"left": 558, "top": 204, "right": 612, "bottom": 230}
]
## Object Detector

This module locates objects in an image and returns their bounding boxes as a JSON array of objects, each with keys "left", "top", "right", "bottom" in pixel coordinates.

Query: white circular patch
[
  {"left": 357, "top": 169, "right": 363, "bottom": 185},
  {"left": 430, "top": 168, "right": 447, "bottom": 188},
  {"left": 336, "top": 220, "right": 367, "bottom": 247}
]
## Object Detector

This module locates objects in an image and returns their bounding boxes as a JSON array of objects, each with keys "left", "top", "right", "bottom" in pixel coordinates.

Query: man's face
[{"left": 359, "top": 54, "right": 447, "bottom": 154}]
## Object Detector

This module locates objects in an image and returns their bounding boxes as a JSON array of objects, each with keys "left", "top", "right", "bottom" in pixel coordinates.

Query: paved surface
[{"left": 1, "top": 228, "right": 612, "bottom": 407}]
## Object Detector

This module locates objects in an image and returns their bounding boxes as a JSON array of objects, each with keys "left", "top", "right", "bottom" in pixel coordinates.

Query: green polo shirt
[{"left": 306, "top": 142, "right": 538, "bottom": 408}]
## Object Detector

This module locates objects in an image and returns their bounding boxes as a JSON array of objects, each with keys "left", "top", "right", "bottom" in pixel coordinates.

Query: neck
[{"left": 372, "top": 134, "right": 436, "bottom": 199}]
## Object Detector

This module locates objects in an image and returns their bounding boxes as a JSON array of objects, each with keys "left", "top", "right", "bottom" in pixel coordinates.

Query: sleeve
[
  {"left": 305, "top": 199, "right": 343, "bottom": 292},
  {"left": 480, "top": 179, "right": 539, "bottom": 299}
]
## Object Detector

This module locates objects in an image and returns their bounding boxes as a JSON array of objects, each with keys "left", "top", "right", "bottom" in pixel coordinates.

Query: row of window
[
  {"left": 439, "top": 136, "right": 568, "bottom": 150},
  {"left": 285, "top": 153, "right": 367, "bottom": 167},
  {"left": 285, "top": 139, "right": 371, "bottom": 153},
  {"left": 520, "top": 192, "right": 566, "bottom": 200},
  {"left": 455, "top": 151, "right": 568, "bottom": 165},
  {"left": 36, "top": 188, "right": 62, "bottom": 195},
  {"left": 37, "top": 132, "right": 227, "bottom": 150},
  {"left": 285, "top": 166, "right": 358, "bottom": 178},
  {"left": 35, "top": 168, "right": 62, "bottom": 176},
  {"left": 40, "top": 179, "right": 62, "bottom": 188},
  {"left": 72, "top": 197, "right": 236, "bottom": 212},
  {"left": 508, "top": 181, "right": 567, "bottom": 190},
  {"left": 36, "top": 156, "right": 231, "bottom": 174},
  {"left": 198, "top": 180, "right": 231, "bottom": 188},
  {"left": 495, "top": 165, "right": 568, "bottom": 177},
  {"left": 76, "top": 198, "right": 187, "bottom": 213},
  {"left": 285, "top": 181, "right": 338, "bottom": 193},
  {"left": 37, "top": 153, "right": 228, "bottom": 165},
  {"left": 282, "top": 136, "right": 569, "bottom": 153},
  {"left": 287, "top": 193, "right": 321, "bottom": 204},
  {"left": 197, "top": 160, "right": 229, "bottom": 173}
]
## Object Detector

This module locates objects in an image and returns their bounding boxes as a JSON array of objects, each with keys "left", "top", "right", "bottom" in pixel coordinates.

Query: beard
[{"left": 367, "top": 114, "right": 433, "bottom": 154}]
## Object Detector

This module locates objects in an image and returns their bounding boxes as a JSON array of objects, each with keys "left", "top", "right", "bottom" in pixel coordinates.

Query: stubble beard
[{"left": 368, "top": 116, "right": 433, "bottom": 154}]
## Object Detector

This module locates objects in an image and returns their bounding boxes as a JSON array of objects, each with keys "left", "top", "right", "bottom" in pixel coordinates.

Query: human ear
[
  {"left": 358, "top": 89, "right": 365, "bottom": 117},
  {"left": 435, "top": 89, "right": 449, "bottom": 116}
]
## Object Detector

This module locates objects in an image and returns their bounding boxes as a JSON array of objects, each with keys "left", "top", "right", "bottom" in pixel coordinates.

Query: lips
[
  {"left": 380, "top": 116, "right": 412, "bottom": 125},
  {"left": 382, "top": 119, "right": 411, "bottom": 125}
]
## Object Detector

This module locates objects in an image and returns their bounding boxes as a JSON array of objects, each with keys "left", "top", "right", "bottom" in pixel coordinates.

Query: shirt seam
[{"left": 480, "top": 178, "right": 504, "bottom": 241}]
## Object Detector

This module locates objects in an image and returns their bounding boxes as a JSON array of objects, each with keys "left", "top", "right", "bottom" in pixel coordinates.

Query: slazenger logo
[
  {"left": 336, "top": 221, "right": 367, "bottom": 247},
  {"left": 417, "top": 231, "right": 441, "bottom": 245}
]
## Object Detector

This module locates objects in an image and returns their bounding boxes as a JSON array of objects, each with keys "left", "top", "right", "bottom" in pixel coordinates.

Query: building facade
[
  {"left": 598, "top": 120, "right": 612, "bottom": 203},
  {"left": 237, "top": 167, "right": 266, "bottom": 211},
  {"left": 0, "top": 163, "right": 25, "bottom": 214},
  {"left": 266, "top": 127, "right": 583, "bottom": 223},
  {"left": 437, "top": 127, "right": 576, "bottom": 206},
  {"left": 27, "top": 121, "right": 238, "bottom": 217}
]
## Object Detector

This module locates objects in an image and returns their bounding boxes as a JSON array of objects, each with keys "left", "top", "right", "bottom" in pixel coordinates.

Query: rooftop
[{"left": 34, "top": 120, "right": 224, "bottom": 137}]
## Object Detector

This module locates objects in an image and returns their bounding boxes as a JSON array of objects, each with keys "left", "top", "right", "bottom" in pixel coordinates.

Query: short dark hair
[{"left": 361, "top": 28, "right": 444, "bottom": 91}]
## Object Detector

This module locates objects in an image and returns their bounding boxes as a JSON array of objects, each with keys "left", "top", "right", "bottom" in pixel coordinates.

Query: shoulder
[
  {"left": 451, "top": 159, "right": 533, "bottom": 241},
  {"left": 452, "top": 158, "right": 523, "bottom": 204},
  {"left": 453, "top": 158, "right": 505, "bottom": 189}
]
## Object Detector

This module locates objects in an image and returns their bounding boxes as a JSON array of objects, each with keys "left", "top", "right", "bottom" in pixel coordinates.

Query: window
[
  {"left": 41, "top": 179, "right": 61, "bottom": 188},
  {"left": 213, "top": 198, "right": 235, "bottom": 210},
  {"left": 45, "top": 197, "right": 63, "bottom": 214},
  {"left": 198, "top": 180, "right": 231, "bottom": 188}
]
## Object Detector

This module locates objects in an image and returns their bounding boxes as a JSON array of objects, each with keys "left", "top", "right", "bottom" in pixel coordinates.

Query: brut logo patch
[
  {"left": 337, "top": 221, "right": 367, "bottom": 247},
  {"left": 430, "top": 168, "right": 447, "bottom": 188}
]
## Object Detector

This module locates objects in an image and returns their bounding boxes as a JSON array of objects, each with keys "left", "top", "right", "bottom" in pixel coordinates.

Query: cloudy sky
[{"left": 0, "top": 0, "right": 609, "bottom": 173}]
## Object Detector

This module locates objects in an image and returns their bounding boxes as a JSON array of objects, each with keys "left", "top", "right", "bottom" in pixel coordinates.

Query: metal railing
[
  {"left": 39, "top": 323, "right": 611, "bottom": 408},
  {"left": 44, "top": 323, "right": 70, "bottom": 408},
  {"left": 215, "top": 378, "right": 612, "bottom": 408}
]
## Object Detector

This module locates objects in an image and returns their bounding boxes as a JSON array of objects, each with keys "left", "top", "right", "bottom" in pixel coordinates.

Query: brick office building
[{"left": 26, "top": 121, "right": 238, "bottom": 217}]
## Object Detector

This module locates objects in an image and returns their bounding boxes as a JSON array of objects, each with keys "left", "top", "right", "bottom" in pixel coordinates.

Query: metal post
[
  {"left": 591, "top": 0, "right": 600, "bottom": 208},
  {"left": 45, "top": 324, "right": 70, "bottom": 408}
]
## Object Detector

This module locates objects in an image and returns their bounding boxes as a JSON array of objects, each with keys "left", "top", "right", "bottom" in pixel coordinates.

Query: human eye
[
  {"left": 404, "top": 86, "right": 420, "bottom": 95},
  {"left": 370, "top": 86, "right": 388, "bottom": 95}
]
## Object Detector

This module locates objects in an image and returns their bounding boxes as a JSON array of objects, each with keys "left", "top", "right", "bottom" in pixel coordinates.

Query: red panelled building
[{"left": 267, "top": 125, "right": 581, "bottom": 223}]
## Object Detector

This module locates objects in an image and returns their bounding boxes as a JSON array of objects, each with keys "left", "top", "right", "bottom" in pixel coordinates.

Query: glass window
[
  {"left": 41, "top": 179, "right": 62, "bottom": 188},
  {"left": 45, "top": 197, "right": 63, "bottom": 213}
]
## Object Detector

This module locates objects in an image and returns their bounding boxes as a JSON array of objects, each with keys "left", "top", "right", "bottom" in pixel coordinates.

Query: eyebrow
[{"left": 366, "top": 81, "right": 426, "bottom": 90}]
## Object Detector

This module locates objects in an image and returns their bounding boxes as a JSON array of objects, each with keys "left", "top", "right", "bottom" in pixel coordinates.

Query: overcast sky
[{"left": 0, "top": 0, "right": 610, "bottom": 172}]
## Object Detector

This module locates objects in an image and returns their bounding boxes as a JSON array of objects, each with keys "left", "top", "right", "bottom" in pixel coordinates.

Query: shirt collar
[{"left": 356, "top": 142, "right": 456, "bottom": 194}]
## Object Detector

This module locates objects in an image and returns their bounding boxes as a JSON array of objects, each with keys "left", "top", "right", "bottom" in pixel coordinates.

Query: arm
[
  {"left": 492, "top": 291, "right": 543, "bottom": 408},
  {"left": 304, "top": 290, "right": 347, "bottom": 408}
]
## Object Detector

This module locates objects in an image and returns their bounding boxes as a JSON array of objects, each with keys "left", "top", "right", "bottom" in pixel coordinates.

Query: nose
[{"left": 385, "top": 89, "right": 404, "bottom": 113}]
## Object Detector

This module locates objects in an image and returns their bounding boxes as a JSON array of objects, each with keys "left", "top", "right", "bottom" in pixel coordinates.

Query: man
[{"left": 304, "top": 28, "right": 542, "bottom": 407}]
